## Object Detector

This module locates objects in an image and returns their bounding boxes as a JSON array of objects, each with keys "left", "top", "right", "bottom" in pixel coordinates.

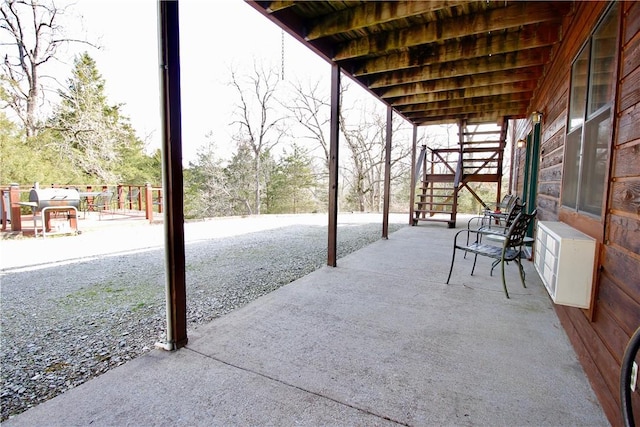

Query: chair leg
[
  {"left": 471, "top": 253, "right": 478, "bottom": 275},
  {"left": 446, "top": 248, "right": 458, "bottom": 284},
  {"left": 464, "top": 233, "right": 469, "bottom": 259},
  {"left": 500, "top": 258, "right": 510, "bottom": 299},
  {"left": 516, "top": 258, "right": 527, "bottom": 288},
  {"left": 490, "top": 259, "right": 501, "bottom": 276}
]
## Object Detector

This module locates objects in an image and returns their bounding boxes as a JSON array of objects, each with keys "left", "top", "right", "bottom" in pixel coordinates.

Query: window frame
[{"left": 560, "top": 2, "right": 619, "bottom": 222}]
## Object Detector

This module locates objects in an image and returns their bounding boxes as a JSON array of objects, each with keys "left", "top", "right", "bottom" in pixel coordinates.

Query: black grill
[{"left": 29, "top": 188, "right": 80, "bottom": 210}]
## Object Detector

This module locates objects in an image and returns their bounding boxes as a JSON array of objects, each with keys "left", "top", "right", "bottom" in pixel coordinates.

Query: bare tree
[
  {"left": 229, "top": 61, "right": 285, "bottom": 215},
  {"left": 0, "top": 0, "right": 90, "bottom": 137},
  {"left": 283, "top": 79, "right": 331, "bottom": 169},
  {"left": 340, "top": 106, "right": 412, "bottom": 212}
]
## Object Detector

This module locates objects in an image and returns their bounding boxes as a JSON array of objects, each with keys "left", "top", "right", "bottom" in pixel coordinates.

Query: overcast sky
[
  {"left": 21, "top": 0, "right": 453, "bottom": 167},
  {"left": 53, "top": 0, "right": 338, "bottom": 164}
]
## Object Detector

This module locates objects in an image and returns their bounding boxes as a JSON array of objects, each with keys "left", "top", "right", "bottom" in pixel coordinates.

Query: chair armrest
[
  {"left": 453, "top": 228, "right": 482, "bottom": 247},
  {"left": 477, "top": 225, "right": 509, "bottom": 235},
  {"left": 467, "top": 215, "right": 487, "bottom": 229}
]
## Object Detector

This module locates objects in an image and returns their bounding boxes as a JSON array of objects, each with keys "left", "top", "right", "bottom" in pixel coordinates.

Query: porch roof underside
[{"left": 247, "top": 0, "right": 573, "bottom": 126}]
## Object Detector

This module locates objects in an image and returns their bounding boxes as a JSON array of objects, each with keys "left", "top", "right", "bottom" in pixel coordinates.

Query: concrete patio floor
[{"left": 2, "top": 216, "right": 609, "bottom": 426}]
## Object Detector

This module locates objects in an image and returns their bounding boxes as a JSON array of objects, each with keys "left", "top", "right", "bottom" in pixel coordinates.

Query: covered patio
[
  {"left": 2, "top": 220, "right": 607, "bottom": 426},
  {"left": 6, "top": 0, "right": 634, "bottom": 424}
]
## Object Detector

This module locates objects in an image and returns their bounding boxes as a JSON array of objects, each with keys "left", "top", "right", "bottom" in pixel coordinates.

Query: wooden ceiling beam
[
  {"left": 305, "top": 1, "right": 471, "bottom": 40},
  {"left": 334, "top": 2, "right": 564, "bottom": 61},
  {"left": 398, "top": 100, "right": 530, "bottom": 117},
  {"left": 346, "top": 23, "right": 562, "bottom": 76},
  {"left": 265, "top": 1, "right": 297, "bottom": 13},
  {"left": 366, "top": 48, "right": 550, "bottom": 89},
  {"left": 397, "top": 92, "right": 533, "bottom": 113},
  {"left": 388, "top": 81, "right": 537, "bottom": 106},
  {"left": 411, "top": 111, "right": 523, "bottom": 125},
  {"left": 377, "top": 66, "right": 543, "bottom": 98}
]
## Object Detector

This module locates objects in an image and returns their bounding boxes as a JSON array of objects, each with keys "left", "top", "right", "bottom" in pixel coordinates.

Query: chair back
[
  {"left": 96, "top": 191, "right": 112, "bottom": 209},
  {"left": 126, "top": 188, "right": 140, "bottom": 201},
  {"left": 504, "top": 195, "right": 519, "bottom": 212},
  {"left": 503, "top": 199, "right": 525, "bottom": 227},
  {"left": 505, "top": 209, "right": 537, "bottom": 248}
]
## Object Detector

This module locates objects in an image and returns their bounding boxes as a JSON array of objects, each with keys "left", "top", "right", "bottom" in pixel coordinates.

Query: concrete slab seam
[{"left": 183, "top": 347, "right": 411, "bottom": 426}]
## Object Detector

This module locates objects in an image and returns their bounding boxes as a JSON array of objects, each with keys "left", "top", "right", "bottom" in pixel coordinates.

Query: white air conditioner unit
[{"left": 534, "top": 221, "right": 597, "bottom": 309}]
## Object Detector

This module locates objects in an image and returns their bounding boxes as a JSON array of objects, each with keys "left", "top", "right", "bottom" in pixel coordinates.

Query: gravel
[{"left": 0, "top": 214, "right": 405, "bottom": 421}]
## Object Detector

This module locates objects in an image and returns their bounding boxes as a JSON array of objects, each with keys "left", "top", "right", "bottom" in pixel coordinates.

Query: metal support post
[
  {"left": 157, "top": 0, "right": 187, "bottom": 350},
  {"left": 327, "top": 64, "right": 340, "bottom": 267},
  {"left": 382, "top": 106, "right": 392, "bottom": 239}
]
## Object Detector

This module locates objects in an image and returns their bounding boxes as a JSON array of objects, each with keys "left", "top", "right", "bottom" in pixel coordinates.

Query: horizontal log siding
[{"left": 518, "top": 2, "right": 640, "bottom": 425}]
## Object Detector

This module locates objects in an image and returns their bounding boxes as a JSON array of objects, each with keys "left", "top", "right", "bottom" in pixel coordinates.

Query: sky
[
  {"left": 54, "top": 0, "right": 336, "bottom": 164},
  {"left": 9, "top": 0, "right": 448, "bottom": 166}
]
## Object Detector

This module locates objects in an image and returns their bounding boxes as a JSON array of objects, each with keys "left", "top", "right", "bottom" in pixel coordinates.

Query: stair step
[
  {"left": 416, "top": 191, "right": 454, "bottom": 196},
  {"left": 415, "top": 201, "right": 454, "bottom": 206},
  {"left": 422, "top": 175, "right": 456, "bottom": 182},
  {"left": 461, "top": 174, "right": 501, "bottom": 183},
  {"left": 462, "top": 147, "right": 504, "bottom": 153},
  {"left": 431, "top": 147, "right": 460, "bottom": 153},
  {"left": 414, "top": 209, "right": 454, "bottom": 215},
  {"left": 460, "top": 130, "right": 501, "bottom": 136},
  {"left": 462, "top": 140, "right": 503, "bottom": 145},
  {"left": 413, "top": 217, "right": 453, "bottom": 223},
  {"left": 416, "top": 199, "right": 453, "bottom": 204},
  {"left": 418, "top": 187, "right": 454, "bottom": 197},
  {"left": 462, "top": 158, "right": 498, "bottom": 162}
]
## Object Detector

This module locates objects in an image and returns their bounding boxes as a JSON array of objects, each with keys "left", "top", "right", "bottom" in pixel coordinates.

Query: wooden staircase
[{"left": 412, "top": 120, "right": 507, "bottom": 228}]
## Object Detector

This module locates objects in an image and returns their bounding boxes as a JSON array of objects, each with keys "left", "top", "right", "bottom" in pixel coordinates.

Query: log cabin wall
[{"left": 513, "top": 2, "right": 640, "bottom": 425}]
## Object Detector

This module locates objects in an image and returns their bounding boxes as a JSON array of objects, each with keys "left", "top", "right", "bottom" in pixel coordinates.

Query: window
[{"left": 561, "top": 3, "right": 618, "bottom": 217}]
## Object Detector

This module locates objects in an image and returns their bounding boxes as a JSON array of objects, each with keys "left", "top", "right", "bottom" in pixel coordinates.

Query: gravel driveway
[{"left": 0, "top": 213, "right": 406, "bottom": 421}]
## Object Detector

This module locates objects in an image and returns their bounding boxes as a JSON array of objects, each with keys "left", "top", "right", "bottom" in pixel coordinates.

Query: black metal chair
[
  {"left": 467, "top": 197, "right": 523, "bottom": 232},
  {"left": 465, "top": 199, "right": 525, "bottom": 255},
  {"left": 446, "top": 210, "right": 537, "bottom": 298}
]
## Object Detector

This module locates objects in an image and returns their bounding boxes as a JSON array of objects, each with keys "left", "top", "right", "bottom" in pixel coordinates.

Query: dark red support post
[
  {"left": 145, "top": 183, "right": 153, "bottom": 222},
  {"left": 382, "top": 106, "right": 392, "bottom": 239},
  {"left": 9, "top": 184, "right": 22, "bottom": 232},
  {"left": 158, "top": 0, "right": 187, "bottom": 350},
  {"left": 409, "top": 125, "right": 418, "bottom": 225},
  {"left": 327, "top": 64, "right": 340, "bottom": 267},
  {"left": 117, "top": 185, "right": 124, "bottom": 210},
  {"left": 1, "top": 189, "right": 7, "bottom": 231}
]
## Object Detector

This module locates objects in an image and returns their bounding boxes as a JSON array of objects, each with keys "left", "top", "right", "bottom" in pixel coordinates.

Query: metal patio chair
[
  {"left": 87, "top": 191, "right": 113, "bottom": 219},
  {"left": 446, "top": 210, "right": 537, "bottom": 299},
  {"left": 465, "top": 199, "right": 526, "bottom": 253}
]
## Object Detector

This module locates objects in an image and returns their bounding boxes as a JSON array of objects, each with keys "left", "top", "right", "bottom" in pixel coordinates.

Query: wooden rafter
[
  {"left": 333, "top": 3, "right": 565, "bottom": 61},
  {"left": 305, "top": 1, "right": 472, "bottom": 41},
  {"left": 397, "top": 92, "right": 533, "bottom": 114},
  {"left": 248, "top": 0, "right": 573, "bottom": 125},
  {"left": 388, "top": 81, "right": 537, "bottom": 105},
  {"left": 348, "top": 24, "right": 563, "bottom": 76},
  {"left": 366, "top": 48, "right": 551, "bottom": 89},
  {"left": 377, "top": 66, "right": 544, "bottom": 98}
]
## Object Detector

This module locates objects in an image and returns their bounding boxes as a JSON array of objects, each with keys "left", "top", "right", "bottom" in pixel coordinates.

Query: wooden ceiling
[{"left": 247, "top": 1, "right": 574, "bottom": 126}]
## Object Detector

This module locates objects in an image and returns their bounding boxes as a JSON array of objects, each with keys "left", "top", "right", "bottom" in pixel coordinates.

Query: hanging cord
[{"left": 281, "top": 29, "right": 285, "bottom": 80}]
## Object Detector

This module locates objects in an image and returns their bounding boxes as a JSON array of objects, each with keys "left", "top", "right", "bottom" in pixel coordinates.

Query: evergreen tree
[
  {"left": 49, "top": 52, "right": 155, "bottom": 184},
  {"left": 224, "top": 140, "right": 257, "bottom": 215},
  {"left": 266, "top": 144, "right": 318, "bottom": 214},
  {"left": 0, "top": 112, "right": 81, "bottom": 185},
  {"left": 184, "top": 137, "right": 232, "bottom": 218}
]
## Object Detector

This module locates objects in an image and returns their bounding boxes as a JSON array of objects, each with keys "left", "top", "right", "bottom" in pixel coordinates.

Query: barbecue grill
[
  {"left": 25, "top": 188, "right": 80, "bottom": 237},
  {"left": 29, "top": 188, "right": 80, "bottom": 209}
]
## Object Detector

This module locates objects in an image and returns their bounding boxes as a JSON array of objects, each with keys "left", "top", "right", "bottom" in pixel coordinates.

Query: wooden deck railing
[{"left": 0, "top": 183, "right": 163, "bottom": 232}]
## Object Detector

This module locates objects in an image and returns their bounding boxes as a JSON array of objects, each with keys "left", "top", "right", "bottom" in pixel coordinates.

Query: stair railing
[{"left": 414, "top": 145, "right": 427, "bottom": 185}]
